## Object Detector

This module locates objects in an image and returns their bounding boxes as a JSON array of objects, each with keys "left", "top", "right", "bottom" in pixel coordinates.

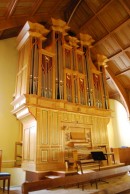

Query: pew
[{"left": 22, "top": 165, "right": 130, "bottom": 194}]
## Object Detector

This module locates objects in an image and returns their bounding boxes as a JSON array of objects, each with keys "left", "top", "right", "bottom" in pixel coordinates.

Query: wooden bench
[
  {"left": 22, "top": 165, "right": 130, "bottom": 194},
  {"left": 76, "top": 159, "right": 100, "bottom": 174}
]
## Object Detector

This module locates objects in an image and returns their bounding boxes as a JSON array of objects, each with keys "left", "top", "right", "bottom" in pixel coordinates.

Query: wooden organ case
[{"left": 11, "top": 19, "right": 111, "bottom": 171}]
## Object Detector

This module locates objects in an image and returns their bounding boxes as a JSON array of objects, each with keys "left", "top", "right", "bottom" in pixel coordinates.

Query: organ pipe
[
  {"left": 29, "top": 37, "right": 39, "bottom": 95},
  {"left": 15, "top": 19, "right": 109, "bottom": 110}
]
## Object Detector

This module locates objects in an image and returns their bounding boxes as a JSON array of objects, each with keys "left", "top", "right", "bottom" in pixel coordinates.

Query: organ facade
[{"left": 11, "top": 18, "right": 111, "bottom": 171}]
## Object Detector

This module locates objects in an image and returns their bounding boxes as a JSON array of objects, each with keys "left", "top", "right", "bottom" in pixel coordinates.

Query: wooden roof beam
[
  {"left": 94, "top": 19, "right": 130, "bottom": 46},
  {"left": 4, "top": 0, "right": 19, "bottom": 19},
  {"left": 0, "top": 18, "right": 31, "bottom": 31},
  {"left": 31, "top": 0, "right": 44, "bottom": 16},
  {"left": 119, "top": 0, "right": 130, "bottom": 15},
  {"left": 115, "top": 67, "right": 130, "bottom": 77},
  {"left": 106, "top": 66, "right": 130, "bottom": 119},
  {"left": 64, "top": 0, "right": 82, "bottom": 24},
  {"left": 0, "top": 14, "right": 48, "bottom": 31},
  {"left": 66, "top": 0, "right": 83, "bottom": 24},
  {"left": 108, "top": 46, "right": 130, "bottom": 60},
  {"left": 79, "top": 0, "right": 114, "bottom": 32}
]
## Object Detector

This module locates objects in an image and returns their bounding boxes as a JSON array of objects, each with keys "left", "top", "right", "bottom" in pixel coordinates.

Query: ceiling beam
[
  {"left": 79, "top": 0, "right": 114, "bottom": 32},
  {"left": 67, "top": 0, "right": 83, "bottom": 24},
  {"left": 115, "top": 67, "right": 130, "bottom": 77},
  {"left": 47, "top": 0, "right": 65, "bottom": 18},
  {"left": 106, "top": 66, "right": 130, "bottom": 119},
  {"left": 94, "top": 18, "right": 130, "bottom": 46},
  {"left": 4, "top": 0, "right": 19, "bottom": 19},
  {"left": 64, "top": 0, "right": 81, "bottom": 23},
  {"left": 31, "top": 0, "right": 44, "bottom": 16},
  {"left": 108, "top": 46, "right": 130, "bottom": 60},
  {"left": 119, "top": 0, "right": 130, "bottom": 15},
  {"left": 0, "top": 14, "right": 48, "bottom": 31}
]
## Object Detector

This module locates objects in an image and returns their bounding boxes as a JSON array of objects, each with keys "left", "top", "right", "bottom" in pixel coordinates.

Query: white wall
[
  {"left": 108, "top": 99, "right": 130, "bottom": 148},
  {"left": 0, "top": 37, "right": 19, "bottom": 167}
]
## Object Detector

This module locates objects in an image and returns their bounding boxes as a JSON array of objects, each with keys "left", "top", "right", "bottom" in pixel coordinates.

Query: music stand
[
  {"left": 91, "top": 151, "right": 109, "bottom": 185},
  {"left": 91, "top": 151, "right": 107, "bottom": 170}
]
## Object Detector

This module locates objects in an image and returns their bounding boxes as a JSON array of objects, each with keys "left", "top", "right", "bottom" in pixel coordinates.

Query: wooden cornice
[{"left": 106, "top": 66, "right": 130, "bottom": 118}]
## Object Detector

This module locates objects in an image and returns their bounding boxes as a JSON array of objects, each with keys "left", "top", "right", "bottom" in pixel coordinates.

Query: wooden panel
[
  {"left": 50, "top": 111, "right": 59, "bottom": 145},
  {"left": 103, "top": 36, "right": 121, "bottom": 56},
  {"left": 114, "top": 57, "right": 129, "bottom": 71},
  {"left": 39, "top": 147, "right": 62, "bottom": 163},
  {"left": 94, "top": 43, "right": 113, "bottom": 58},
  {"left": 41, "top": 149, "right": 48, "bottom": 162},
  {"left": 23, "top": 128, "right": 29, "bottom": 160},
  {"left": 29, "top": 126, "right": 36, "bottom": 161},
  {"left": 70, "top": 1, "right": 94, "bottom": 27},
  {"left": 113, "top": 148, "right": 130, "bottom": 165},
  {"left": 107, "top": 60, "right": 121, "bottom": 75},
  {"left": 86, "top": 0, "right": 108, "bottom": 13},
  {"left": 92, "top": 117, "right": 109, "bottom": 146},
  {"left": 23, "top": 121, "right": 36, "bottom": 162},
  {"left": 15, "top": 40, "right": 30, "bottom": 98},
  {"left": 40, "top": 110, "right": 48, "bottom": 145},
  {"left": 51, "top": 148, "right": 60, "bottom": 162},
  {"left": 118, "top": 54, "right": 130, "bottom": 68},
  {"left": 114, "top": 25, "right": 130, "bottom": 49},
  {"left": 100, "top": 118, "right": 109, "bottom": 145},
  {"left": 98, "top": 1, "right": 129, "bottom": 31},
  {"left": 13, "top": 1, "right": 34, "bottom": 16},
  {"left": 85, "top": 18, "right": 107, "bottom": 41},
  {"left": 117, "top": 71, "right": 130, "bottom": 89}
]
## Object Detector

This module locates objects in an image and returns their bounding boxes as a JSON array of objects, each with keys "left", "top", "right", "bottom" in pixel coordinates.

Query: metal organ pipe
[
  {"left": 30, "top": 38, "right": 39, "bottom": 95},
  {"left": 55, "top": 32, "right": 64, "bottom": 100},
  {"left": 26, "top": 19, "right": 109, "bottom": 110},
  {"left": 100, "top": 66, "right": 109, "bottom": 109},
  {"left": 83, "top": 47, "right": 92, "bottom": 106}
]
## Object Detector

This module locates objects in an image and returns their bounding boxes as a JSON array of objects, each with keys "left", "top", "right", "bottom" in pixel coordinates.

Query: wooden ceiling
[{"left": 0, "top": 0, "right": 130, "bottom": 117}]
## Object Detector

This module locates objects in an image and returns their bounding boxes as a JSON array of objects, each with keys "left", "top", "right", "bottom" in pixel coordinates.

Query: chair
[
  {"left": 0, "top": 172, "right": 11, "bottom": 194},
  {"left": 97, "top": 146, "right": 115, "bottom": 165},
  {"left": 76, "top": 160, "right": 97, "bottom": 190}
]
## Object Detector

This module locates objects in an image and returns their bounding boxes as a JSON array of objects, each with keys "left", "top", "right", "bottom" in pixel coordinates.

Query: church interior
[{"left": 0, "top": 0, "right": 130, "bottom": 193}]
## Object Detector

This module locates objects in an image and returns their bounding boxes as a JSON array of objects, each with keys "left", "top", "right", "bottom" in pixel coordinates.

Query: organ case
[{"left": 11, "top": 19, "right": 111, "bottom": 171}]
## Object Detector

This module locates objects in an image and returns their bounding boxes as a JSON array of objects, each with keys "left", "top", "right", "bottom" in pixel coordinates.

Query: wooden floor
[{"left": 0, "top": 189, "right": 21, "bottom": 194}]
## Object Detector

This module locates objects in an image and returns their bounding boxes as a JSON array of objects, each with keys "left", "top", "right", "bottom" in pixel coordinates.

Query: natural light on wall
[{"left": 108, "top": 99, "right": 130, "bottom": 148}]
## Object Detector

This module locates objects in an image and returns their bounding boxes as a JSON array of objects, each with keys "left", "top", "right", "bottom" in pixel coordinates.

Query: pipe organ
[{"left": 11, "top": 19, "right": 111, "bottom": 171}]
